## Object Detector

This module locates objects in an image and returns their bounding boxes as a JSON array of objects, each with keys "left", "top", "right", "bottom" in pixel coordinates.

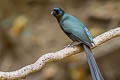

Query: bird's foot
[
  {"left": 64, "top": 41, "right": 81, "bottom": 48},
  {"left": 64, "top": 44, "right": 74, "bottom": 48},
  {"left": 64, "top": 42, "right": 74, "bottom": 48}
]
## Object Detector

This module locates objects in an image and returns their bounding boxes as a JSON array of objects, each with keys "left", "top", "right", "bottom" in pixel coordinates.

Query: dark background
[{"left": 0, "top": 0, "right": 120, "bottom": 80}]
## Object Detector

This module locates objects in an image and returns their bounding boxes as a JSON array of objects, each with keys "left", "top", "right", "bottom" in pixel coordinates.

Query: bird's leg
[
  {"left": 64, "top": 41, "right": 81, "bottom": 48},
  {"left": 64, "top": 41, "right": 74, "bottom": 48},
  {"left": 91, "top": 42, "right": 96, "bottom": 47}
]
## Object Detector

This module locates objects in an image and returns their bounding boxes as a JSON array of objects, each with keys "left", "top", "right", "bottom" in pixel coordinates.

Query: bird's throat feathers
[
  {"left": 56, "top": 13, "right": 69, "bottom": 23},
  {"left": 55, "top": 13, "right": 64, "bottom": 22}
]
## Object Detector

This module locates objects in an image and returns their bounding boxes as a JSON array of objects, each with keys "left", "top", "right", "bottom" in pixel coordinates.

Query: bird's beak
[
  {"left": 51, "top": 10, "right": 54, "bottom": 15},
  {"left": 51, "top": 10, "right": 56, "bottom": 16}
]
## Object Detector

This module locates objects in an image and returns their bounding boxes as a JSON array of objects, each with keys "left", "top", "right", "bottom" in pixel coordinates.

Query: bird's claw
[{"left": 64, "top": 44, "right": 74, "bottom": 48}]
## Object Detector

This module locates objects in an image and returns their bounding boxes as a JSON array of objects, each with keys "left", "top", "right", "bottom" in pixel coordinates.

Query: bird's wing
[
  {"left": 83, "top": 26, "right": 94, "bottom": 43},
  {"left": 62, "top": 19, "right": 92, "bottom": 46},
  {"left": 71, "top": 29, "right": 92, "bottom": 46}
]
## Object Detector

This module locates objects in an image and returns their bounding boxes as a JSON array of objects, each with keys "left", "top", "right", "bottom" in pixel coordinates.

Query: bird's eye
[
  {"left": 55, "top": 10, "right": 60, "bottom": 15},
  {"left": 51, "top": 8, "right": 63, "bottom": 16}
]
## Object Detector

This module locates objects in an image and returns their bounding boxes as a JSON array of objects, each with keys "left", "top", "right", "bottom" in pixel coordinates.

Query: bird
[{"left": 51, "top": 8, "right": 104, "bottom": 80}]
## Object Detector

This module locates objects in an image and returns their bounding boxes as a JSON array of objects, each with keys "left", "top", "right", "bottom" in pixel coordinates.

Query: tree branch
[{"left": 0, "top": 27, "right": 120, "bottom": 80}]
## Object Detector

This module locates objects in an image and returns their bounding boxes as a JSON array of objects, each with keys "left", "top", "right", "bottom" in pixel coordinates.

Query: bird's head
[{"left": 51, "top": 8, "right": 64, "bottom": 19}]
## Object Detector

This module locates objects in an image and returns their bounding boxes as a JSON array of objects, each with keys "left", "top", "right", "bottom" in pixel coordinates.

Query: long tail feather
[{"left": 83, "top": 44, "right": 104, "bottom": 80}]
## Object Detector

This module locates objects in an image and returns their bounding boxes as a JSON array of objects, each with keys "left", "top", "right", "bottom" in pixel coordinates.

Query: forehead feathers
[{"left": 51, "top": 8, "right": 64, "bottom": 17}]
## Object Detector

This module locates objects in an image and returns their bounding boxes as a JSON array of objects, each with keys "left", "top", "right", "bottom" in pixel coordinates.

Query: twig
[{"left": 0, "top": 27, "right": 120, "bottom": 80}]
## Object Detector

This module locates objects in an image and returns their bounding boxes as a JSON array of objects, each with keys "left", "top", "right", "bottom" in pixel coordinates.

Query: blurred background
[{"left": 0, "top": 0, "right": 120, "bottom": 80}]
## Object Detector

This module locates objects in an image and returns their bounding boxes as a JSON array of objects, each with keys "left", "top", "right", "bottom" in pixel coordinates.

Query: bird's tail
[{"left": 83, "top": 44, "right": 104, "bottom": 80}]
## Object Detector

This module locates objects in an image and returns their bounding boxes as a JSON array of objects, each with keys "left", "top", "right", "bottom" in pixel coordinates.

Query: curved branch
[{"left": 0, "top": 27, "right": 120, "bottom": 80}]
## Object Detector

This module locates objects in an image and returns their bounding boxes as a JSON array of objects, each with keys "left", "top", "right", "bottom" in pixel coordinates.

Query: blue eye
[
  {"left": 54, "top": 10, "right": 62, "bottom": 16},
  {"left": 57, "top": 11, "right": 62, "bottom": 15},
  {"left": 51, "top": 8, "right": 64, "bottom": 16}
]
